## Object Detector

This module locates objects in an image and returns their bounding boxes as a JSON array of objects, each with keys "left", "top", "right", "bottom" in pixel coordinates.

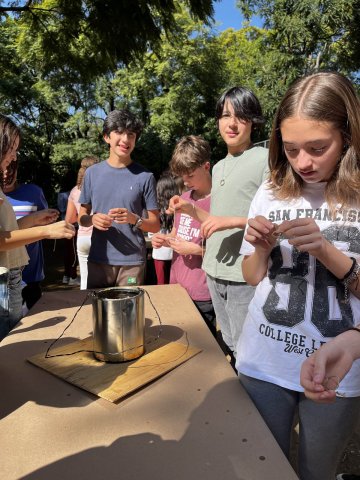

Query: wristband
[
  {"left": 341, "top": 257, "right": 360, "bottom": 303},
  {"left": 341, "top": 257, "right": 357, "bottom": 281}
]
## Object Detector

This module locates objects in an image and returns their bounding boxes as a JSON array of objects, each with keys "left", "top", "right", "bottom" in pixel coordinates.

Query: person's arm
[
  {"left": 300, "top": 326, "right": 360, "bottom": 403},
  {"left": 17, "top": 209, "right": 59, "bottom": 229},
  {"left": 200, "top": 214, "right": 247, "bottom": 239},
  {"left": 107, "top": 208, "right": 160, "bottom": 233},
  {"left": 168, "top": 195, "right": 247, "bottom": 238},
  {"left": 167, "top": 195, "right": 208, "bottom": 223},
  {"left": 241, "top": 215, "right": 277, "bottom": 285},
  {"left": 167, "top": 236, "right": 204, "bottom": 256},
  {"left": 65, "top": 199, "right": 78, "bottom": 225},
  {"left": 79, "top": 203, "right": 113, "bottom": 231},
  {"left": 0, "top": 221, "right": 75, "bottom": 251}
]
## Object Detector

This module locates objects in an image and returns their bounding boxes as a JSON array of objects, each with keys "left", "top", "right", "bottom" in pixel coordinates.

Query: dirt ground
[{"left": 41, "top": 238, "right": 360, "bottom": 477}]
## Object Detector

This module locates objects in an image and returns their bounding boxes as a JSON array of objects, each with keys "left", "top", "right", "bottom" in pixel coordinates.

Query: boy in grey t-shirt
[{"left": 79, "top": 109, "right": 159, "bottom": 288}]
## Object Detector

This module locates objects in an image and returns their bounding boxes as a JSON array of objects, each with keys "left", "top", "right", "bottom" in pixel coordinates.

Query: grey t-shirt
[
  {"left": 80, "top": 160, "right": 158, "bottom": 266},
  {"left": 202, "top": 146, "right": 269, "bottom": 282}
]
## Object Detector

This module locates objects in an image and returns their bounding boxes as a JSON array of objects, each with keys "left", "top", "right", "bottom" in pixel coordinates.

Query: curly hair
[
  {"left": 0, "top": 114, "right": 21, "bottom": 189},
  {"left": 103, "top": 109, "right": 143, "bottom": 139}
]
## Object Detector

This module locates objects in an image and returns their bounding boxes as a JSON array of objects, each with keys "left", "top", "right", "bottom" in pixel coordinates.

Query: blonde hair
[
  {"left": 169, "top": 135, "right": 210, "bottom": 176},
  {"left": 268, "top": 72, "right": 360, "bottom": 211},
  {"left": 76, "top": 155, "right": 100, "bottom": 189}
]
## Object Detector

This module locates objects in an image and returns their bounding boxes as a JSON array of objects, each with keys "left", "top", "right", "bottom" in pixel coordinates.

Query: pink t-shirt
[
  {"left": 170, "top": 190, "right": 211, "bottom": 301},
  {"left": 68, "top": 186, "right": 93, "bottom": 237}
]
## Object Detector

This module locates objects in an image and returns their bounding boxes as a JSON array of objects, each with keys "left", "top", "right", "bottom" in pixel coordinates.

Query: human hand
[
  {"left": 92, "top": 212, "right": 113, "bottom": 231},
  {"left": 44, "top": 220, "right": 75, "bottom": 240},
  {"left": 275, "top": 218, "right": 325, "bottom": 256},
  {"left": 244, "top": 216, "right": 277, "bottom": 252},
  {"left": 167, "top": 237, "right": 203, "bottom": 256},
  {"left": 108, "top": 208, "right": 136, "bottom": 225},
  {"left": 201, "top": 215, "right": 232, "bottom": 239},
  {"left": 31, "top": 208, "right": 59, "bottom": 226},
  {"left": 166, "top": 195, "right": 191, "bottom": 215},
  {"left": 151, "top": 233, "right": 167, "bottom": 249},
  {"left": 300, "top": 333, "right": 356, "bottom": 403}
]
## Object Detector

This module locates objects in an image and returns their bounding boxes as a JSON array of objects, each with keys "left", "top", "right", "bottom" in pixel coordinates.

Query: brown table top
[{"left": 0, "top": 284, "right": 298, "bottom": 480}]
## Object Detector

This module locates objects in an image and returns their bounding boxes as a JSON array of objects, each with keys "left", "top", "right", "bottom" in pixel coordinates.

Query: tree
[
  {"left": 236, "top": 0, "right": 360, "bottom": 77},
  {"left": 2, "top": 0, "right": 216, "bottom": 78}
]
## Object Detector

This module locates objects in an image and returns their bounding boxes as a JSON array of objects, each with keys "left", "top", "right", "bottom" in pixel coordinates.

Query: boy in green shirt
[{"left": 169, "top": 87, "right": 268, "bottom": 363}]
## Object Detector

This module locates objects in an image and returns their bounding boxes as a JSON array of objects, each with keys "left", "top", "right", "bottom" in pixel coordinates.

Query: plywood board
[{"left": 27, "top": 336, "right": 201, "bottom": 403}]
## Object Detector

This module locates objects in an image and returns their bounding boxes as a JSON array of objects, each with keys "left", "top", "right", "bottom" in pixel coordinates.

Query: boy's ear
[
  {"left": 103, "top": 133, "right": 110, "bottom": 145},
  {"left": 204, "top": 161, "right": 211, "bottom": 171}
]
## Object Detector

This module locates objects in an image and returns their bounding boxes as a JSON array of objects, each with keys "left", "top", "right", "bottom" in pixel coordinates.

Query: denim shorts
[{"left": 0, "top": 267, "right": 23, "bottom": 341}]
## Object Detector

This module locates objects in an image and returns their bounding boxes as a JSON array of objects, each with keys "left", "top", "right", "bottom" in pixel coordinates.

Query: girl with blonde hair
[{"left": 235, "top": 72, "right": 360, "bottom": 480}]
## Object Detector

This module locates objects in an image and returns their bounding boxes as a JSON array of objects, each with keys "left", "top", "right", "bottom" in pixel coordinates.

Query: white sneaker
[
  {"left": 62, "top": 275, "right": 70, "bottom": 284},
  {"left": 68, "top": 276, "right": 80, "bottom": 286}
]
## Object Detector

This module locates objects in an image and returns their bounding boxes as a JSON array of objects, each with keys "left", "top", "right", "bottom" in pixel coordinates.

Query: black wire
[{"left": 45, "top": 289, "right": 163, "bottom": 359}]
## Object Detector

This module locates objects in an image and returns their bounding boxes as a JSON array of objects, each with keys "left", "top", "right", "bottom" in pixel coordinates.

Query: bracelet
[
  {"left": 342, "top": 260, "right": 360, "bottom": 303},
  {"left": 341, "top": 257, "right": 357, "bottom": 281}
]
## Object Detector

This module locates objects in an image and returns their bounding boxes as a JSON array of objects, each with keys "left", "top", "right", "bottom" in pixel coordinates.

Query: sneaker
[
  {"left": 62, "top": 275, "right": 70, "bottom": 284},
  {"left": 336, "top": 474, "right": 360, "bottom": 479},
  {"left": 68, "top": 276, "right": 81, "bottom": 286}
]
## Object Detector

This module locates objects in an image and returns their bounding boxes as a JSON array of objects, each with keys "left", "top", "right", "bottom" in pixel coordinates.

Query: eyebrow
[{"left": 283, "top": 139, "right": 327, "bottom": 145}]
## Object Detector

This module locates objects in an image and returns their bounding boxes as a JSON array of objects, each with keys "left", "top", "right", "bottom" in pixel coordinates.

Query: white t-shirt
[{"left": 235, "top": 181, "right": 360, "bottom": 397}]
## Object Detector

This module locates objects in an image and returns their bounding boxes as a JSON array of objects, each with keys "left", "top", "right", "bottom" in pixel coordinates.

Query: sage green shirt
[{"left": 202, "top": 146, "right": 269, "bottom": 282}]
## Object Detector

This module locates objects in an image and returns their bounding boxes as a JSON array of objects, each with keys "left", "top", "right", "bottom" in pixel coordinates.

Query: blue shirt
[
  {"left": 6, "top": 184, "right": 48, "bottom": 283},
  {"left": 80, "top": 160, "right": 158, "bottom": 265}
]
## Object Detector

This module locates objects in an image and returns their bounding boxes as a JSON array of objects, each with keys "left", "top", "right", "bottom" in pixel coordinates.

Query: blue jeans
[
  {"left": 0, "top": 267, "right": 23, "bottom": 341},
  {"left": 206, "top": 274, "right": 255, "bottom": 357}
]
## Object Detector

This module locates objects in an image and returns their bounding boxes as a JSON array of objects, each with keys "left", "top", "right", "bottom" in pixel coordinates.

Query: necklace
[
  {"left": 219, "top": 157, "right": 239, "bottom": 186},
  {"left": 219, "top": 145, "right": 253, "bottom": 186}
]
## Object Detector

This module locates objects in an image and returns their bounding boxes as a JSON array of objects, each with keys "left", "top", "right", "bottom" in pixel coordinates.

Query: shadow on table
[
  {"left": 0, "top": 319, "right": 185, "bottom": 420},
  {"left": 19, "top": 379, "right": 278, "bottom": 480}
]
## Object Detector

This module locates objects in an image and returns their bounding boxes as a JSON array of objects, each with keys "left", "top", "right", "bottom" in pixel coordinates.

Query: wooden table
[{"left": 0, "top": 285, "right": 298, "bottom": 480}]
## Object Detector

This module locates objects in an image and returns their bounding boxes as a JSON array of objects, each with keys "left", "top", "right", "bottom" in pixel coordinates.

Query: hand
[
  {"left": 44, "top": 221, "right": 75, "bottom": 240},
  {"left": 245, "top": 216, "right": 277, "bottom": 252},
  {"left": 300, "top": 333, "right": 356, "bottom": 403},
  {"left": 92, "top": 212, "right": 113, "bottom": 231},
  {"left": 151, "top": 233, "right": 167, "bottom": 249},
  {"left": 167, "top": 237, "right": 203, "bottom": 256},
  {"left": 108, "top": 208, "right": 136, "bottom": 225},
  {"left": 276, "top": 218, "right": 326, "bottom": 256},
  {"left": 201, "top": 215, "right": 231, "bottom": 239},
  {"left": 166, "top": 195, "right": 192, "bottom": 215},
  {"left": 31, "top": 209, "right": 59, "bottom": 226}
]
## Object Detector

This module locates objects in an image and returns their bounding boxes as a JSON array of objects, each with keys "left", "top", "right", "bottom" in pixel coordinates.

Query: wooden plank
[{"left": 27, "top": 336, "right": 201, "bottom": 403}]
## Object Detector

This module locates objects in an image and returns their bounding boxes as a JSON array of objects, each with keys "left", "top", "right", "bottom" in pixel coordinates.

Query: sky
[{"left": 213, "top": 0, "right": 262, "bottom": 31}]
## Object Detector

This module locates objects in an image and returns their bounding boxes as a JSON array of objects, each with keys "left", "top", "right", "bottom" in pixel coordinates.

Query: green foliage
[
  {"left": 236, "top": 0, "right": 359, "bottom": 75},
  {"left": 5, "top": 0, "right": 215, "bottom": 78},
  {"left": 1, "top": 0, "right": 360, "bottom": 200}
]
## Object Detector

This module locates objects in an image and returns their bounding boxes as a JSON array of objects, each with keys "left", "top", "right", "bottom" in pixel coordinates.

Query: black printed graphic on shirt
[{"left": 262, "top": 213, "right": 360, "bottom": 338}]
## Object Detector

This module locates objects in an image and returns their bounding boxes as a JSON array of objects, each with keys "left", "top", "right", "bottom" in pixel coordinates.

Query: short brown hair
[{"left": 169, "top": 135, "right": 210, "bottom": 176}]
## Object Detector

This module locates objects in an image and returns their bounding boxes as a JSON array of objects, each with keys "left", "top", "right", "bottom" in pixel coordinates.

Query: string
[
  {"left": 45, "top": 289, "right": 163, "bottom": 359},
  {"left": 71, "top": 235, "right": 77, "bottom": 268}
]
